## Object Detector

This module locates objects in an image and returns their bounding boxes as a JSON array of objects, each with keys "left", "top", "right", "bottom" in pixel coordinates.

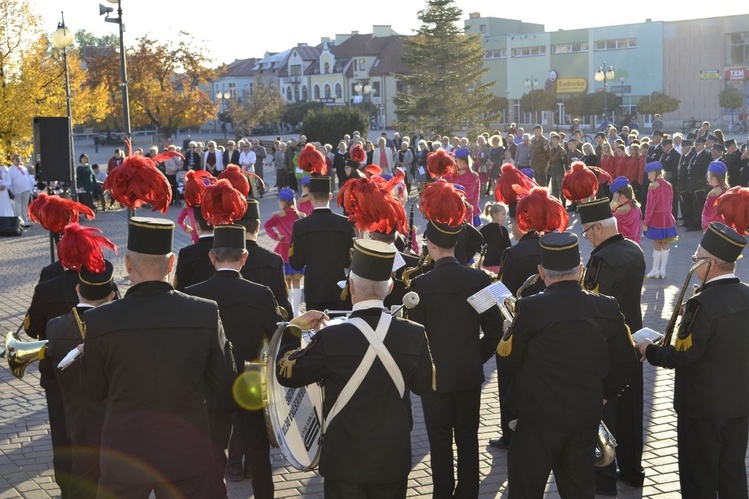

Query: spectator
[
  {"left": 76, "top": 154, "right": 97, "bottom": 210},
  {"left": 9, "top": 153, "right": 32, "bottom": 226}
]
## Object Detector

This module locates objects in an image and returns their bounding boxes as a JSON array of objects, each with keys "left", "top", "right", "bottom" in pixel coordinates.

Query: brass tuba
[
  {"left": 5, "top": 332, "right": 48, "bottom": 379},
  {"left": 659, "top": 258, "right": 712, "bottom": 347},
  {"left": 595, "top": 420, "right": 617, "bottom": 467}
]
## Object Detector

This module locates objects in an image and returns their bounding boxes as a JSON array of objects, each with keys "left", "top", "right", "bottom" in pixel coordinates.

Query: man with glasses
[
  {"left": 185, "top": 141, "right": 202, "bottom": 171},
  {"left": 578, "top": 198, "right": 646, "bottom": 495},
  {"left": 637, "top": 223, "right": 749, "bottom": 498}
]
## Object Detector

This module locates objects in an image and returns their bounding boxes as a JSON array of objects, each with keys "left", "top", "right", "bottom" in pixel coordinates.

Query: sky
[{"left": 33, "top": 0, "right": 749, "bottom": 66}]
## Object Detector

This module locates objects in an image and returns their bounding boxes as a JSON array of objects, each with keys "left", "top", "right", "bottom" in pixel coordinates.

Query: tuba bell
[
  {"left": 5, "top": 332, "right": 48, "bottom": 379},
  {"left": 595, "top": 419, "right": 617, "bottom": 467}
]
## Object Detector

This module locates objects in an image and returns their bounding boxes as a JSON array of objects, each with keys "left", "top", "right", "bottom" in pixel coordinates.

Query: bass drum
[{"left": 247, "top": 322, "right": 323, "bottom": 471}]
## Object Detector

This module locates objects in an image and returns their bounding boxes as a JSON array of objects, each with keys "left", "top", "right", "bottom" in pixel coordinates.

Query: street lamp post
[
  {"left": 523, "top": 76, "right": 540, "bottom": 124},
  {"left": 215, "top": 91, "right": 231, "bottom": 134},
  {"left": 594, "top": 62, "right": 616, "bottom": 123},
  {"left": 100, "top": 0, "right": 131, "bottom": 153},
  {"left": 619, "top": 77, "right": 626, "bottom": 121},
  {"left": 50, "top": 12, "right": 77, "bottom": 201},
  {"left": 354, "top": 82, "right": 372, "bottom": 102}
]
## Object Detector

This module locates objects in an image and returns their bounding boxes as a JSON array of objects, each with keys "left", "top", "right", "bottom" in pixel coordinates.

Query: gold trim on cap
[
  {"left": 215, "top": 225, "right": 246, "bottom": 230},
  {"left": 354, "top": 245, "right": 395, "bottom": 259},
  {"left": 129, "top": 220, "right": 174, "bottom": 230},
  {"left": 540, "top": 240, "right": 579, "bottom": 251},
  {"left": 579, "top": 197, "right": 610, "bottom": 208},
  {"left": 79, "top": 273, "right": 114, "bottom": 286},
  {"left": 428, "top": 219, "right": 462, "bottom": 235},
  {"left": 708, "top": 224, "right": 747, "bottom": 248}
]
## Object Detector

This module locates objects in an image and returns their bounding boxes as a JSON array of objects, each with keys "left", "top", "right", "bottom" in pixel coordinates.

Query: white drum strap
[{"left": 324, "top": 313, "right": 405, "bottom": 432}]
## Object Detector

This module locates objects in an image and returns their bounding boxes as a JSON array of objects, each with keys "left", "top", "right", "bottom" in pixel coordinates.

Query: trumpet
[
  {"left": 498, "top": 273, "right": 541, "bottom": 322},
  {"left": 4, "top": 332, "right": 48, "bottom": 379},
  {"left": 659, "top": 258, "right": 712, "bottom": 347}
]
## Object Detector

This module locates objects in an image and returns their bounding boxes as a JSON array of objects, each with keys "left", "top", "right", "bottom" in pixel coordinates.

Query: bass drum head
[{"left": 264, "top": 323, "right": 323, "bottom": 471}]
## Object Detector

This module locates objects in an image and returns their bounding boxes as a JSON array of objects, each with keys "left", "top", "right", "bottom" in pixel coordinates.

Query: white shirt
[
  {"left": 705, "top": 273, "right": 737, "bottom": 284},
  {"left": 352, "top": 299, "right": 385, "bottom": 312},
  {"left": 9, "top": 164, "right": 31, "bottom": 193},
  {"left": 239, "top": 150, "right": 256, "bottom": 172}
]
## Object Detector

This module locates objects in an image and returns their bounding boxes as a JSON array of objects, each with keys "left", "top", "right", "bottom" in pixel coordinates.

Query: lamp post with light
[
  {"left": 594, "top": 62, "right": 616, "bottom": 122},
  {"left": 523, "top": 76, "right": 540, "bottom": 124},
  {"left": 99, "top": 0, "right": 131, "bottom": 152},
  {"left": 50, "top": 12, "right": 77, "bottom": 199},
  {"left": 215, "top": 92, "right": 231, "bottom": 134},
  {"left": 354, "top": 82, "right": 372, "bottom": 103}
]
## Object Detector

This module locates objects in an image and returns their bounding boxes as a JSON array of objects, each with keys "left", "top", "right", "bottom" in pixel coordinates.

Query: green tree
[
  {"left": 302, "top": 107, "right": 368, "bottom": 147},
  {"left": 636, "top": 92, "right": 680, "bottom": 116},
  {"left": 227, "top": 84, "right": 286, "bottom": 136},
  {"left": 584, "top": 91, "right": 621, "bottom": 118},
  {"left": 520, "top": 89, "right": 558, "bottom": 119},
  {"left": 281, "top": 101, "right": 325, "bottom": 128},
  {"left": 393, "top": 0, "right": 494, "bottom": 136},
  {"left": 718, "top": 87, "right": 744, "bottom": 123},
  {"left": 74, "top": 29, "right": 118, "bottom": 50}
]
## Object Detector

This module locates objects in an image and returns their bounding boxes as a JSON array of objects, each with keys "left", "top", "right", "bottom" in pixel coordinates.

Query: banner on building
[{"left": 556, "top": 78, "right": 587, "bottom": 94}]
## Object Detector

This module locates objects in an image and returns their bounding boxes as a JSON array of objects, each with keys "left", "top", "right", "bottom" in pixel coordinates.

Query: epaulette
[
  {"left": 583, "top": 255, "right": 603, "bottom": 293},
  {"left": 675, "top": 300, "right": 701, "bottom": 352}
]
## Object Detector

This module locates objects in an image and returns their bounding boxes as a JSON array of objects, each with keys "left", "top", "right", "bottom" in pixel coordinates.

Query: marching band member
[
  {"left": 408, "top": 180, "right": 503, "bottom": 497},
  {"left": 578, "top": 197, "right": 646, "bottom": 494},
  {"left": 498, "top": 232, "right": 638, "bottom": 498},
  {"left": 491, "top": 187, "right": 568, "bottom": 450},
  {"left": 277, "top": 239, "right": 433, "bottom": 498},
  {"left": 637, "top": 222, "right": 749, "bottom": 498}
]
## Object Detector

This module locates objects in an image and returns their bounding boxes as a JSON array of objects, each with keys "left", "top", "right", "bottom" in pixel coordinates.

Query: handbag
[{"left": 7, "top": 188, "right": 14, "bottom": 200}]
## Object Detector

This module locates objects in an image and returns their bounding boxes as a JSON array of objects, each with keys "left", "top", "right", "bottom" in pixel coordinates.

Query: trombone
[{"left": 659, "top": 258, "right": 712, "bottom": 347}]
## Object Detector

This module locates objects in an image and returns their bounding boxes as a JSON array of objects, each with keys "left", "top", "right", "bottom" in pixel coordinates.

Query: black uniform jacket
[
  {"left": 409, "top": 257, "right": 503, "bottom": 392},
  {"left": 723, "top": 150, "right": 743, "bottom": 187},
  {"left": 677, "top": 149, "right": 695, "bottom": 192},
  {"left": 81, "top": 281, "right": 232, "bottom": 484},
  {"left": 479, "top": 223, "right": 511, "bottom": 268},
  {"left": 455, "top": 222, "right": 484, "bottom": 266},
  {"left": 688, "top": 149, "right": 711, "bottom": 192},
  {"left": 39, "top": 261, "right": 65, "bottom": 283},
  {"left": 25, "top": 269, "right": 79, "bottom": 340},
  {"left": 499, "top": 231, "right": 545, "bottom": 297},
  {"left": 241, "top": 240, "right": 291, "bottom": 317},
  {"left": 659, "top": 148, "right": 680, "bottom": 183},
  {"left": 386, "top": 250, "right": 420, "bottom": 311},
  {"left": 499, "top": 281, "right": 638, "bottom": 431},
  {"left": 277, "top": 307, "right": 431, "bottom": 483},
  {"left": 289, "top": 207, "right": 354, "bottom": 306},
  {"left": 646, "top": 278, "right": 749, "bottom": 419},
  {"left": 584, "top": 234, "right": 645, "bottom": 331},
  {"left": 174, "top": 235, "right": 214, "bottom": 291},
  {"left": 187, "top": 269, "right": 282, "bottom": 375},
  {"left": 46, "top": 305, "right": 105, "bottom": 447}
]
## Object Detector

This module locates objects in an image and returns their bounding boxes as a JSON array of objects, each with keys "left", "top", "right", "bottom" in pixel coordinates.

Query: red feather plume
[
  {"left": 103, "top": 155, "right": 172, "bottom": 213},
  {"left": 200, "top": 179, "right": 248, "bottom": 226},
  {"left": 337, "top": 176, "right": 406, "bottom": 234},
  {"left": 218, "top": 165, "right": 250, "bottom": 198},
  {"left": 364, "top": 164, "right": 382, "bottom": 177},
  {"left": 183, "top": 170, "right": 216, "bottom": 207},
  {"left": 515, "top": 187, "right": 569, "bottom": 234},
  {"left": 57, "top": 223, "right": 117, "bottom": 273},
  {"left": 350, "top": 144, "right": 366, "bottom": 163},
  {"left": 152, "top": 150, "right": 185, "bottom": 163},
  {"left": 28, "top": 192, "right": 49, "bottom": 224},
  {"left": 420, "top": 179, "right": 467, "bottom": 227},
  {"left": 297, "top": 144, "right": 328, "bottom": 175},
  {"left": 716, "top": 186, "right": 749, "bottom": 236},
  {"left": 426, "top": 149, "right": 456, "bottom": 179},
  {"left": 38, "top": 195, "right": 96, "bottom": 234},
  {"left": 496, "top": 164, "right": 537, "bottom": 205},
  {"left": 562, "top": 161, "right": 599, "bottom": 202}
]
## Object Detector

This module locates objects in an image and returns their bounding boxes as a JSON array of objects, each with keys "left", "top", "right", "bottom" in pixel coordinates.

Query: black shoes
[
  {"left": 595, "top": 485, "right": 618, "bottom": 496},
  {"left": 224, "top": 464, "right": 244, "bottom": 482},
  {"left": 489, "top": 437, "right": 511, "bottom": 449},
  {"left": 617, "top": 470, "right": 645, "bottom": 488}
]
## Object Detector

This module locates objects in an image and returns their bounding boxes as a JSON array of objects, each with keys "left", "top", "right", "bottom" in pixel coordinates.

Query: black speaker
[{"left": 33, "top": 116, "right": 71, "bottom": 182}]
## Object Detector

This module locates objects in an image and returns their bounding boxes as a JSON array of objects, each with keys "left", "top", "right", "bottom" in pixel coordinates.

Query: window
[
  {"left": 353, "top": 59, "right": 357, "bottom": 71},
  {"left": 290, "top": 64, "right": 301, "bottom": 76},
  {"left": 484, "top": 49, "right": 507, "bottom": 59},
  {"left": 728, "top": 32, "right": 749, "bottom": 65},
  {"left": 511, "top": 45, "right": 546, "bottom": 58},
  {"left": 324, "top": 83, "right": 331, "bottom": 99},
  {"left": 301, "top": 85, "right": 308, "bottom": 102},
  {"left": 359, "top": 58, "right": 366, "bottom": 71},
  {"left": 293, "top": 86, "right": 300, "bottom": 102},
  {"left": 286, "top": 87, "right": 292, "bottom": 100},
  {"left": 335, "top": 82, "right": 342, "bottom": 98},
  {"left": 594, "top": 38, "right": 636, "bottom": 51},
  {"left": 551, "top": 42, "right": 589, "bottom": 54},
  {"left": 372, "top": 81, "right": 381, "bottom": 98},
  {"left": 324, "top": 62, "right": 330, "bottom": 74},
  {"left": 313, "top": 84, "right": 320, "bottom": 100}
]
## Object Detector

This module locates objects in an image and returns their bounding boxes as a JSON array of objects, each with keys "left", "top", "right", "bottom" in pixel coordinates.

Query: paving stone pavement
[{"left": 1, "top": 169, "right": 748, "bottom": 497}]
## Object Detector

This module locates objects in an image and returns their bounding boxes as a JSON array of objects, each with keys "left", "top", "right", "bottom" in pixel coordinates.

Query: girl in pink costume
[
  {"left": 643, "top": 162, "right": 677, "bottom": 278},
  {"left": 447, "top": 147, "right": 481, "bottom": 226},
  {"left": 701, "top": 161, "right": 729, "bottom": 231},
  {"left": 609, "top": 176, "right": 643, "bottom": 246}
]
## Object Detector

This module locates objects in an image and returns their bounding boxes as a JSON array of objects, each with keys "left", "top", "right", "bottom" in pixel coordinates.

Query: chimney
[{"left": 469, "top": 12, "right": 481, "bottom": 19}]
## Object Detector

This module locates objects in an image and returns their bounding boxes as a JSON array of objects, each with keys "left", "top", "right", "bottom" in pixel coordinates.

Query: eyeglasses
[
  {"left": 581, "top": 224, "right": 598, "bottom": 240},
  {"left": 692, "top": 254, "right": 712, "bottom": 263}
]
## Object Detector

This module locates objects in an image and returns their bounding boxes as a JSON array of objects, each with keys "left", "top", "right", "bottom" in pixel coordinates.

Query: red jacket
[{"left": 644, "top": 178, "right": 676, "bottom": 229}]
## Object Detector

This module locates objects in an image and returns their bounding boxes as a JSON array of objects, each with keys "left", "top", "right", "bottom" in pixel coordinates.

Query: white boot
[
  {"left": 291, "top": 288, "right": 302, "bottom": 317},
  {"left": 659, "top": 249, "right": 670, "bottom": 279},
  {"left": 647, "top": 250, "right": 661, "bottom": 278}
]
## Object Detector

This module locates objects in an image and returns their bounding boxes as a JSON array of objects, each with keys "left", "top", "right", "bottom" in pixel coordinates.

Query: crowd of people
[{"left": 10, "top": 117, "right": 749, "bottom": 499}]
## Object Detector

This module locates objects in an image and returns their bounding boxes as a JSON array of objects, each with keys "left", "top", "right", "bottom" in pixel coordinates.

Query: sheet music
[
  {"left": 390, "top": 244, "right": 406, "bottom": 272},
  {"left": 631, "top": 327, "right": 663, "bottom": 344},
  {"left": 467, "top": 281, "right": 513, "bottom": 314}
]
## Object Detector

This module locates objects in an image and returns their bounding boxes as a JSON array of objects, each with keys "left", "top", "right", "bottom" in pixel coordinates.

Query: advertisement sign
[
  {"left": 556, "top": 78, "right": 587, "bottom": 94},
  {"left": 699, "top": 70, "right": 720, "bottom": 80},
  {"left": 725, "top": 68, "right": 747, "bottom": 80}
]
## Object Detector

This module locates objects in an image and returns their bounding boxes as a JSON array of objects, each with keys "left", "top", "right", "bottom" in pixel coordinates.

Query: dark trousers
[
  {"left": 97, "top": 472, "right": 210, "bottom": 499},
  {"left": 421, "top": 386, "right": 481, "bottom": 499},
  {"left": 324, "top": 478, "right": 407, "bottom": 499},
  {"left": 677, "top": 415, "right": 749, "bottom": 499},
  {"left": 69, "top": 443, "right": 102, "bottom": 498},
  {"left": 596, "top": 363, "right": 644, "bottom": 490},
  {"left": 233, "top": 410, "right": 273, "bottom": 499},
  {"left": 638, "top": 182, "right": 649, "bottom": 217},
  {"left": 548, "top": 166, "right": 566, "bottom": 207},
  {"left": 693, "top": 189, "right": 707, "bottom": 227},
  {"left": 207, "top": 409, "right": 232, "bottom": 499},
  {"left": 46, "top": 381, "right": 72, "bottom": 497},
  {"left": 679, "top": 191, "right": 695, "bottom": 227},
  {"left": 495, "top": 354, "right": 517, "bottom": 444},
  {"left": 508, "top": 421, "right": 597, "bottom": 499},
  {"left": 275, "top": 169, "right": 287, "bottom": 188},
  {"left": 288, "top": 172, "right": 298, "bottom": 192},
  {"left": 166, "top": 174, "right": 178, "bottom": 204}
]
